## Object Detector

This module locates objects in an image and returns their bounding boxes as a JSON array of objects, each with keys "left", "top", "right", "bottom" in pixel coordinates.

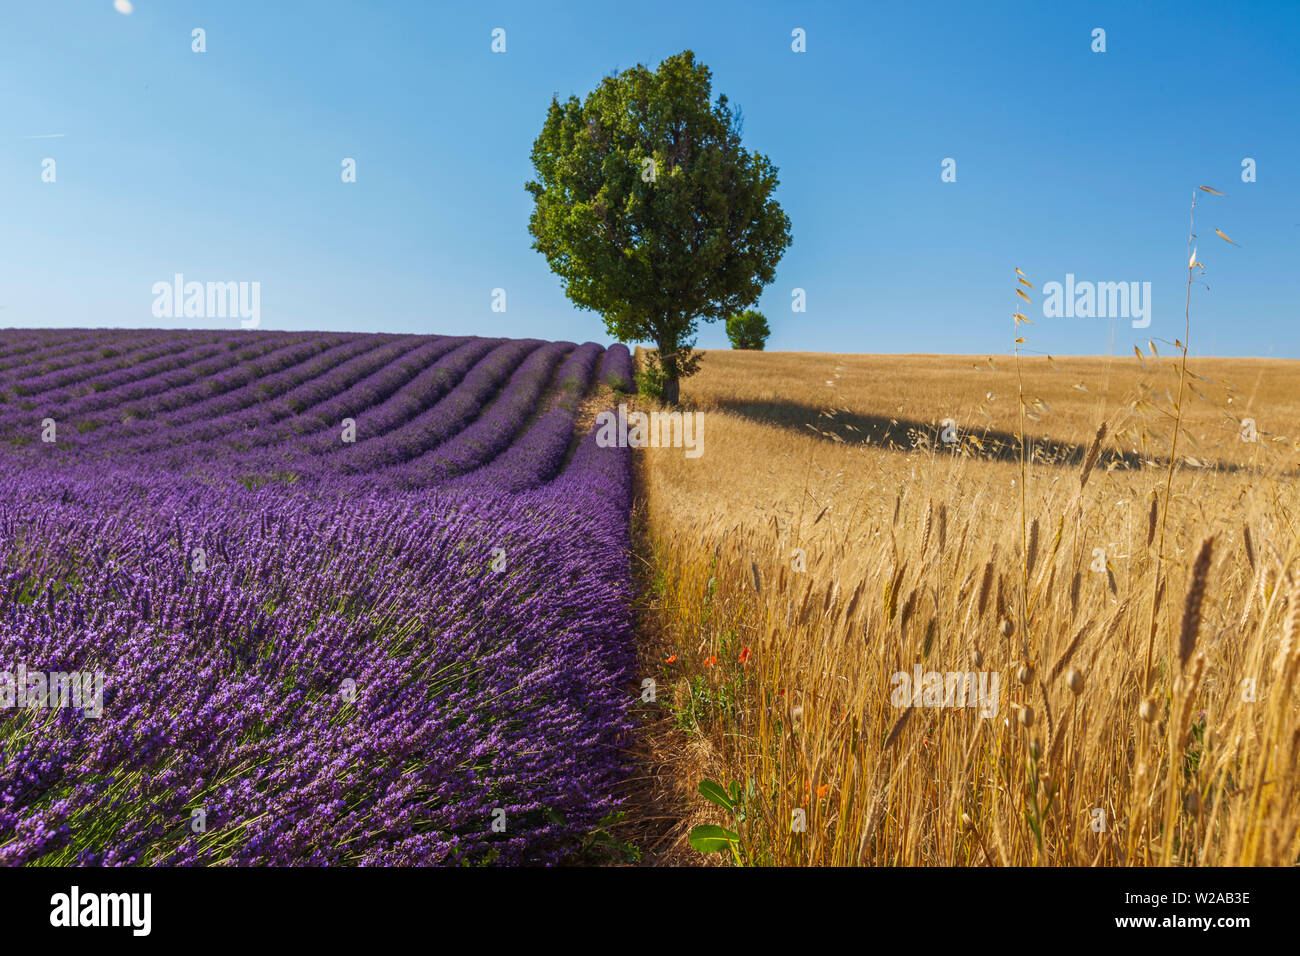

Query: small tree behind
[
  {"left": 526, "top": 50, "right": 791, "bottom": 404},
  {"left": 725, "top": 310, "right": 771, "bottom": 350}
]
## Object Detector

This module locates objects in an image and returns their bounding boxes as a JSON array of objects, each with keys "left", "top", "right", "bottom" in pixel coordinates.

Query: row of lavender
[
  {"left": 2, "top": 330, "right": 634, "bottom": 491},
  {"left": 0, "top": 329, "right": 636, "bottom": 865}
]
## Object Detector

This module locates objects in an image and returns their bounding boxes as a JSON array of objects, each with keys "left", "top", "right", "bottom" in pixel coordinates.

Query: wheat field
[{"left": 633, "top": 347, "right": 1300, "bottom": 866}]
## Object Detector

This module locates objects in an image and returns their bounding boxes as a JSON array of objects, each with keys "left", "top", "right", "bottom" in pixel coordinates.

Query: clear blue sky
[{"left": 3, "top": 0, "right": 1297, "bottom": 357}]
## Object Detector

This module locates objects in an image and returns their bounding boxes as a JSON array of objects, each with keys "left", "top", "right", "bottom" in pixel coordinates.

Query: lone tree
[
  {"left": 526, "top": 51, "right": 791, "bottom": 404},
  {"left": 725, "top": 310, "right": 771, "bottom": 350}
]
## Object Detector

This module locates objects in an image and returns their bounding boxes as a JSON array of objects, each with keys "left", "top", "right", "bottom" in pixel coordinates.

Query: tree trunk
[{"left": 656, "top": 339, "right": 680, "bottom": 406}]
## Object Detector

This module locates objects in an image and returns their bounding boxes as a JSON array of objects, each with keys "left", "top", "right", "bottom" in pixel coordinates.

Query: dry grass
[{"left": 634, "top": 347, "right": 1300, "bottom": 865}]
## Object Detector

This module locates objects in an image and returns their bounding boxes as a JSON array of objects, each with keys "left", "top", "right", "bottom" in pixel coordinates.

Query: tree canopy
[
  {"left": 526, "top": 51, "right": 791, "bottom": 402},
  {"left": 725, "top": 310, "right": 771, "bottom": 350}
]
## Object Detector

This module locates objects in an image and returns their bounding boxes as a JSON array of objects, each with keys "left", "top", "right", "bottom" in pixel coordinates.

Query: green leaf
[
  {"left": 688, "top": 824, "right": 741, "bottom": 853},
  {"left": 697, "top": 779, "right": 735, "bottom": 811},
  {"left": 728, "top": 780, "right": 742, "bottom": 806}
]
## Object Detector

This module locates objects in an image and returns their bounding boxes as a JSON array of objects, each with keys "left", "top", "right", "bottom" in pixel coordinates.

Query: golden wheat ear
[
  {"left": 1179, "top": 537, "right": 1214, "bottom": 672},
  {"left": 1079, "top": 422, "right": 1107, "bottom": 490}
]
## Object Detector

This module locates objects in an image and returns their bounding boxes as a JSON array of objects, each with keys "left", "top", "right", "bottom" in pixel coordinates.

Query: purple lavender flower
[{"left": 0, "top": 329, "right": 634, "bottom": 866}]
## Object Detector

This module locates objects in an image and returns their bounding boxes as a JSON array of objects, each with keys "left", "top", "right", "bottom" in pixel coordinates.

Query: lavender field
[{"left": 0, "top": 329, "right": 638, "bottom": 865}]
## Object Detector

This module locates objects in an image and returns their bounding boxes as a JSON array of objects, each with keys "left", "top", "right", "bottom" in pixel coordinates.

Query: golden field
[{"left": 630, "top": 347, "right": 1300, "bottom": 866}]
